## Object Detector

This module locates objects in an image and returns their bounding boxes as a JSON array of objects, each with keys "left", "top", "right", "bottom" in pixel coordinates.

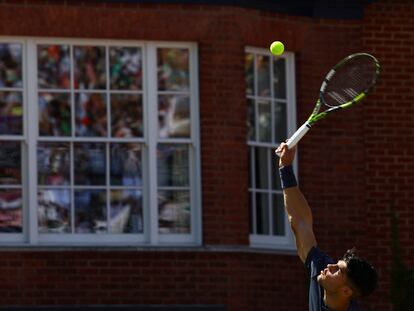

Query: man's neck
[{"left": 324, "top": 290, "right": 351, "bottom": 311}]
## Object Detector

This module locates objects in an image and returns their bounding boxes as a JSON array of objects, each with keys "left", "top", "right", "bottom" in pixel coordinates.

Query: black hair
[{"left": 342, "top": 248, "right": 378, "bottom": 297}]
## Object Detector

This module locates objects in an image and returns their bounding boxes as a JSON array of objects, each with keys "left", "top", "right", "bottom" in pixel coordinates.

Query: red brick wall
[{"left": 0, "top": 1, "right": 412, "bottom": 310}]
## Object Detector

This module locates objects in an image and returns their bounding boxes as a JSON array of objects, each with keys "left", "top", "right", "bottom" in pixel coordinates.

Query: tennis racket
[{"left": 276, "top": 52, "right": 381, "bottom": 156}]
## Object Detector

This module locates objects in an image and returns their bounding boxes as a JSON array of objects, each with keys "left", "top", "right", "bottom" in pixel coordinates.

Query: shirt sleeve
[{"left": 305, "top": 246, "right": 335, "bottom": 278}]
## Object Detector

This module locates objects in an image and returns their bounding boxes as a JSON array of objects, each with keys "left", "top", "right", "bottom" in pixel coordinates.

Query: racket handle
[{"left": 276, "top": 122, "right": 311, "bottom": 157}]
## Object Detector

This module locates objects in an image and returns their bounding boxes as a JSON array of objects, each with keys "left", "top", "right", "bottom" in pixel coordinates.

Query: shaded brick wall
[{"left": 0, "top": 1, "right": 412, "bottom": 310}]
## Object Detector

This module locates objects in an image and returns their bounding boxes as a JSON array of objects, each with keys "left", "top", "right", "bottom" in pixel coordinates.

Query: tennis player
[{"left": 276, "top": 142, "right": 377, "bottom": 311}]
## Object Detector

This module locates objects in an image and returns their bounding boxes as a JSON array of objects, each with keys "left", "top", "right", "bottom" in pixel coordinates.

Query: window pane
[
  {"left": 254, "top": 147, "right": 268, "bottom": 189},
  {"left": 157, "top": 48, "right": 189, "bottom": 91},
  {"left": 258, "top": 100, "right": 271, "bottom": 142},
  {"left": 273, "top": 58, "right": 286, "bottom": 99},
  {"left": 245, "top": 53, "right": 254, "bottom": 95},
  {"left": 75, "top": 189, "right": 106, "bottom": 233},
  {"left": 110, "top": 190, "right": 143, "bottom": 233},
  {"left": 74, "top": 143, "right": 106, "bottom": 185},
  {"left": 0, "top": 91, "right": 23, "bottom": 135},
  {"left": 157, "top": 144, "right": 189, "bottom": 187},
  {"left": 0, "top": 43, "right": 22, "bottom": 88},
  {"left": 0, "top": 189, "right": 22, "bottom": 233},
  {"left": 37, "top": 45, "right": 70, "bottom": 89},
  {"left": 75, "top": 93, "right": 107, "bottom": 137},
  {"left": 110, "top": 143, "right": 142, "bottom": 187},
  {"left": 158, "top": 95, "right": 190, "bottom": 138},
  {"left": 272, "top": 194, "right": 285, "bottom": 236},
  {"left": 111, "top": 94, "right": 143, "bottom": 138},
  {"left": 0, "top": 141, "right": 21, "bottom": 185},
  {"left": 38, "top": 189, "right": 70, "bottom": 233},
  {"left": 256, "top": 192, "right": 269, "bottom": 234},
  {"left": 274, "top": 102, "right": 287, "bottom": 143},
  {"left": 37, "top": 142, "right": 70, "bottom": 186},
  {"left": 257, "top": 55, "right": 270, "bottom": 97},
  {"left": 38, "top": 92, "right": 71, "bottom": 137},
  {"left": 158, "top": 190, "right": 190, "bottom": 234},
  {"left": 109, "top": 47, "right": 142, "bottom": 90},
  {"left": 247, "top": 98, "right": 255, "bottom": 141},
  {"left": 74, "top": 46, "right": 106, "bottom": 90}
]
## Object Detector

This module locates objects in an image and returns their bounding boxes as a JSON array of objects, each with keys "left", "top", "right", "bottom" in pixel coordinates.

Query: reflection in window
[
  {"left": 0, "top": 91, "right": 23, "bottom": 135},
  {"left": 110, "top": 190, "right": 143, "bottom": 233},
  {"left": 110, "top": 47, "right": 142, "bottom": 90},
  {"left": 0, "top": 190, "right": 22, "bottom": 233},
  {"left": 157, "top": 144, "right": 189, "bottom": 187},
  {"left": 38, "top": 93, "right": 71, "bottom": 136},
  {"left": 158, "top": 95, "right": 190, "bottom": 138},
  {"left": 74, "top": 143, "right": 106, "bottom": 185},
  {"left": 158, "top": 190, "right": 190, "bottom": 234},
  {"left": 75, "top": 93, "right": 107, "bottom": 137},
  {"left": 0, "top": 43, "right": 22, "bottom": 88},
  {"left": 110, "top": 143, "right": 142, "bottom": 186},
  {"left": 158, "top": 48, "right": 189, "bottom": 91},
  {"left": 38, "top": 189, "right": 70, "bottom": 233},
  {"left": 75, "top": 189, "right": 106, "bottom": 233},
  {"left": 0, "top": 141, "right": 21, "bottom": 185},
  {"left": 38, "top": 142, "right": 70, "bottom": 186},
  {"left": 111, "top": 94, "right": 143, "bottom": 137},
  {"left": 38, "top": 45, "right": 70, "bottom": 89},
  {"left": 74, "top": 46, "right": 106, "bottom": 90}
]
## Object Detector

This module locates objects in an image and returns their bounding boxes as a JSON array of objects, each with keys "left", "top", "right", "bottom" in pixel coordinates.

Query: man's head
[{"left": 317, "top": 248, "right": 378, "bottom": 299}]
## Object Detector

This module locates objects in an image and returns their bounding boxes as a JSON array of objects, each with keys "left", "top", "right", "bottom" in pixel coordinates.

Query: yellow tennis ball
[{"left": 270, "top": 41, "right": 284, "bottom": 56}]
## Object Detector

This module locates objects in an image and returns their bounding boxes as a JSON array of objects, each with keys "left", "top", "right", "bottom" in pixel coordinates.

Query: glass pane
[
  {"left": 0, "top": 141, "right": 21, "bottom": 185},
  {"left": 74, "top": 46, "right": 106, "bottom": 90},
  {"left": 111, "top": 94, "right": 143, "bottom": 138},
  {"left": 158, "top": 190, "right": 190, "bottom": 234},
  {"left": 110, "top": 143, "right": 142, "bottom": 187},
  {"left": 0, "top": 91, "right": 23, "bottom": 135},
  {"left": 257, "top": 55, "right": 270, "bottom": 97},
  {"left": 38, "top": 92, "right": 71, "bottom": 137},
  {"left": 37, "top": 142, "right": 70, "bottom": 186},
  {"left": 75, "top": 93, "right": 107, "bottom": 137},
  {"left": 109, "top": 47, "right": 142, "bottom": 90},
  {"left": 272, "top": 194, "right": 285, "bottom": 236},
  {"left": 0, "top": 189, "right": 22, "bottom": 232},
  {"left": 245, "top": 53, "right": 254, "bottom": 95},
  {"left": 38, "top": 189, "right": 70, "bottom": 233},
  {"left": 248, "top": 148, "right": 252, "bottom": 188},
  {"left": 273, "top": 58, "right": 286, "bottom": 99},
  {"left": 157, "top": 144, "right": 189, "bottom": 187},
  {"left": 256, "top": 192, "right": 269, "bottom": 234},
  {"left": 75, "top": 189, "right": 106, "bottom": 233},
  {"left": 158, "top": 95, "right": 190, "bottom": 138},
  {"left": 37, "top": 45, "right": 70, "bottom": 89},
  {"left": 247, "top": 98, "right": 255, "bottom": 141},
  {"left": 258, "top": 100, "right": 271, "bottom": 142},
  {"left": 274, "top": 102, "right": 287, "bottom": 143},
  {"left": 0, "top": 43, "right": 22, "bottom": 88},
  {"left": 74, "top": 142, "right": 106, "bottom": 185},
  {"left": 271, "top": 150, "right": 281, "bottom": 191},
  {"left": 110, "top": 190, "right": 143, "bottom": 233},
  {"left": 254, "top": 147, "right": 268, "bottom": 189},
  {"left": 157, "top": 48, "right": 189, "bottom": 91}
]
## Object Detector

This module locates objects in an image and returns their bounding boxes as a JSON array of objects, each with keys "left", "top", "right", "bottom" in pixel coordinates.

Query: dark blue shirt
[{"left": 305, "top": 247, "right": 360, "bottom": 311}]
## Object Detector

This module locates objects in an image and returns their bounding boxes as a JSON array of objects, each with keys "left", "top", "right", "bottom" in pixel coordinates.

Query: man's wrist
[{"left": 279, "top": 165, "right": 297, "bottom": 189}]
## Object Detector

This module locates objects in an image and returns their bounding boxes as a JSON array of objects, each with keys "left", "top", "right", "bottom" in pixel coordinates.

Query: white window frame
[
  {"left": 0, "top": 37, "right": 201, "bottom": 247},
  {"left": 246, "top": 46, "right": 297, "bottom": 251}
]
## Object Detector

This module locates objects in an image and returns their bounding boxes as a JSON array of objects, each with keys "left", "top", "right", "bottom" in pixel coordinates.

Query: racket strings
[{"left": 322, "top": 56, "right": 378, "bottom": 107}]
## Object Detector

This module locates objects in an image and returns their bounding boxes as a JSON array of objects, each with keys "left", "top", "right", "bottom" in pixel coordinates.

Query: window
[
  {"left": 245, "top": 47, "right": 296, "bottom": 250},
  {"left": 0, "top": 38, "right": 200, "bottom": 246}
]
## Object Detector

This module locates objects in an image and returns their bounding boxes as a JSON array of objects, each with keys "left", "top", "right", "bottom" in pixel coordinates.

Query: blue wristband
[{"left": 279, "top": 165, "right": 297, "bottom": 189}]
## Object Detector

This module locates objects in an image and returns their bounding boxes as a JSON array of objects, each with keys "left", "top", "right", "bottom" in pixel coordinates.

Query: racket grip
[{"left": 276, "top": 123, "right": 311, "bottom": 157}]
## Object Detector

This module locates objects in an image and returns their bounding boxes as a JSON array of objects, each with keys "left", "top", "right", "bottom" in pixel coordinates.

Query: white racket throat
[{"left": 276, "top": 122, "right": 311, "bottom": 157}]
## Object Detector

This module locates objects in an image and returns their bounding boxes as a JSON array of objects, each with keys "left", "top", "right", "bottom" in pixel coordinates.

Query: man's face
[{"left": 317, "top": 260, "right": 349, "bottom": 293}]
